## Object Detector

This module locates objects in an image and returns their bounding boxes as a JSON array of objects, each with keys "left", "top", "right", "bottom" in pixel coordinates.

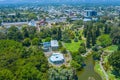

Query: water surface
[{"left": 77, "top": 55, "right": 102, "bottom": 80}]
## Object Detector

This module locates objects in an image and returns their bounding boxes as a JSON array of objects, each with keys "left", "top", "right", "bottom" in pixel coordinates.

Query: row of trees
[
  {"left": 48, "top": 68, "right": 77, "bottom": 80},
  {"left": 1, "top": 12, "right": 37, "bottom": 23},
  {"left": 0, "top": 40, "right": 49, "bottom": 80},
  {"left": 83, "top": 21, "right": 120, "bottom": 49},
  {"left": 109, "top": 50, "right": 120, "bottom": 78},
  {"left": 83, "top": 22, "right": 112, "bottom": 48}
]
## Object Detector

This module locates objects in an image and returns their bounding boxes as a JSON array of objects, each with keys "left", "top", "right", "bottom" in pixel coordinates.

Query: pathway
[
  {"left": 81, "top": 49, "right": 92, "bottom": 57},
  {"left": 100, "top": 52, "right": 109, "bottom": 80}
]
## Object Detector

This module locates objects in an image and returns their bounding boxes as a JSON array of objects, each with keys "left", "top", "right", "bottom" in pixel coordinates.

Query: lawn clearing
[
  {"left": 104, "top": 45, "right": 118, "bottom": 52},
  {"left": 94, "top": 61, "right": 106, "bottom": 80},
  {"left": 64, "top": 40, "right": 84, "bottom": 52}
]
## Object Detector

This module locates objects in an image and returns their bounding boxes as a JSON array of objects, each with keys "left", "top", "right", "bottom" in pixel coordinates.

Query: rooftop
[
  {"left": 51, "top": 40, "right": 58, "bottom": 47},
  {"left": 49, "top": 53, "right": 64, "bottom": 63}
]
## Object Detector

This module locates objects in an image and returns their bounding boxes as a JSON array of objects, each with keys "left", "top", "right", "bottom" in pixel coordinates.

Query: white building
[
  {"left": 51, "top": 40, "right": 59, "bottom": 50},
  {"left": 28, "top": 20, "right": 36, "bottom": 27},
  {"left": 49, "top": 53, "right": 64, "bottom": 64}
]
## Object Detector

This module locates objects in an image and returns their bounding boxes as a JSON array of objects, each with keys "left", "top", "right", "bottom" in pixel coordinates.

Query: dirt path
[{"left": 100, "top": 52, "right": 109, "bottom": 80}]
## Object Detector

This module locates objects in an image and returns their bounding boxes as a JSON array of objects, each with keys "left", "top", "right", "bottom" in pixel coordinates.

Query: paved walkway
[
  {"left": 100, "top": 52, "right": 109, "bottom": 80},
  {"left": 81, "top": 49, "right": 92, "bottom": 57}
]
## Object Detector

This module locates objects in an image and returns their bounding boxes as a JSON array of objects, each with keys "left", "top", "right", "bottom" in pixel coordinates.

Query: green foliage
[
  {"left": 48, "top": 68, "right": 77, "bottom": 80},
  {"left": 32, "top": 38, "right": 39, "bottom": 45},
  {"left": 74, "top": 37, "right": 78, "bottom": 42},
  {"left": 71, "top": 60, "right": 81, "bottom": 70},
  {"left": 92, "top": 51, "right": 101, "bottom": 60},
  {"left": 23, "top": 38, "right": 31, "bottom": 46},
  {"left": 58, "top": 41, "right": 63, "bottom": 49},
  {"left": 0, "top": 69, "right": 14, "bottom": 80},
  {"left": 118, "top": 44, "right": 120, "bottom": 51},
  {"left": 28, "top": 13, "right": 37, "bottom": 20},
  {"left": 110, "top": 27, "right": 120, "bottom": 44},
  {"left": 71, "top": 51, "right": 84, "bottom": 70},
  {"left": 7, "top": 26, "right": 23, "bottom": 41},
  {"left": 97, "top": 34, "right": 112, "bottom": 47},
  {"left": 78, "top": 35, "right": 82, "bottom": 40},
  {"left": 104, "top": 24, "right": 111, "bottom": 34},
  {"left": 0, "top": 40, "right": 49, "bottom": 80},
  {"left": 78, "top": 46, "right": 86, "bottom": 54},
  {"left": 61, "top": 47, "right": 67, "bottom": 54},
  {"left": 0, "top": 32, "right": 7, "bottom": 39},
  {"left": 109, "top": 51, "right": 120, "bottom": 77},
  {"left": 0, "top": 19, "right": 2, "bottom": 26},
  {"left": 57, "top": 27, "right": 62, "bottom": 40},
  {"left": 45, "top": 37, "right": 51, "bottom": 42}
]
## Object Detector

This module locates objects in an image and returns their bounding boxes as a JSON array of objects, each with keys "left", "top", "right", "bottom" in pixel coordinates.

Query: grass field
[
  {"left": 94, "top": 61, "right": 106, "bottom": 80},
  {"left": 64, "top": 40, "right": 84, "bottom": 52},
  {"left": 104, "top": 45, "right": 118, "bottom": 52},
  {"left": 97, "top": 45, "right": 119, "bottom": 80}
]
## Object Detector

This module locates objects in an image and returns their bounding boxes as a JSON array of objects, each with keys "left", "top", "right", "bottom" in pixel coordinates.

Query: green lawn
[
  {"left": 101, "top": 45, "right": 119, "bottom": 80},
  {"left": 104, "top": 45, "right": 118, "bottom": 52},
  {"left": 64, "top": 40, "right": 84, "bottom": 52},
  {"left": 94, "top": 61, "right": 106, "bottom": 80}
]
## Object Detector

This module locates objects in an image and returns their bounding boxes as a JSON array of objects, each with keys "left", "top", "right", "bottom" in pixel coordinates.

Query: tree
[
  {"left": 0, "top": 69, "right": 14, "bottom": 80},
  {"left": 109, "top": 51, "right": 120, "bottom": 77},
  {"left": 23, "top": 38, "right": 31, "bottom": 47},
  {"left": 28, "top": 13, "right": 37, "bottom": 20},
  {"left": 71, "top": 52, "right": 84, "bottom": 70},
  {"left": 86, "top": 32, "right": 91, "bottom": 48},
  {"left": 0, "top": 32, "right": 6, "bottom": 39},
  {"left": 74, "top": 37, "right": 78, "bottom": 42},
  {"left": 96, "top": 27, "right": 100, "bottom": 37},
  {"left": 118, "top": 44, "right": 120, "bottom": 51},
  {"left": 61, "top": 47, "right": 67, "bottom": 54},
  {"left": 32, "top": 38, "right": 39, "bottom": 45},
  {"left": 93, "top": 51, "right": 101, "bottom": 60},
  {"left": 91, "top": 31, "right": 96, "bottom": 46},
  {"left": 48, "top": 68, "right": 77, "bottom": 80},
  {"left": 62, "top": 32, "right": 71, "bottom": 43},
  {"left": 110, "top": 27, "right": 120, "bottom": 44},
  {"left": 7, "top": 26, "right": 23, "bottom": 41},
  {"left": 45, "top": 37, "right": 51, "bottom": 42},
  {"left": 97, "top": 34, "right": 112, "bottom": 47},
  {"left": 57, "top": 27, "right": 62, "bottom": 40},
  {"left": 22, "top": 26, "right": 29, "bottom": 38},
  {"left": 0, "top": 40, "right": 49, "bottom": 80},
  {"left": 0, "top": 20, "right": 2, "bottom": 26},
  {"left": 71, "top": 60, "right": 81, "bottom": 70},
  {"left": 78, "top": 46, "right": 86, "bottom": 54},
  {"left": 104, "top": 24, "right": 111, "bottom": 34},
  {"left": 78, "top": 35, "right": 82, "bottom": 40}
]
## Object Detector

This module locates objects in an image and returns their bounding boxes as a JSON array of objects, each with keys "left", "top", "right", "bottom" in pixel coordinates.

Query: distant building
[
  {"left": 43, "top": 42, "right": 51, "bottom": 52},
  {"left": 85, "top": 10, "right": 97, "bottom": 17},
  {"left": 49, "top": 53, "right": 64, "bottom": 64},
  {"left": 42, "top": 40, "right": 59, "bottom": 52},
  {"left": 28, "top": 20, "right": 36, "bottom": 27},
  {"left": 71, "top": 17, "right": 82, "bottom": 21},
  {"left": 83, "top": 18, "right": 92, "bottom": 22},
  {"left": 51, "top": 40, "right": 59, "bottom": 50}
]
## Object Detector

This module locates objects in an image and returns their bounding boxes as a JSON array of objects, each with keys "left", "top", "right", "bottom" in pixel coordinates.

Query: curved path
[{"left": 100, "top": 52, "right": 109, "bottom": 80}]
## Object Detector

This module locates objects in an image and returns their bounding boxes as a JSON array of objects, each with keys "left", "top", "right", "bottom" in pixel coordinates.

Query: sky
[{"left": 0, "top": 0, "right": 120, "bottom": 4}]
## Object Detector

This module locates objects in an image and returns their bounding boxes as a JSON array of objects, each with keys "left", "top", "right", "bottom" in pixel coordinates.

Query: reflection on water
[{"left": 77, "top": 55, "right": 102, "bottom": 80}]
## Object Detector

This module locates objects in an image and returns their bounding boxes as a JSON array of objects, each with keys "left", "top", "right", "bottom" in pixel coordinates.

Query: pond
[{"left": 77, "top": 55, "right": 102, "bottom": 80}]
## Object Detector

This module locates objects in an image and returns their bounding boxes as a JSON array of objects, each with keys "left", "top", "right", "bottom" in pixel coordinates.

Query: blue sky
[{"left": 0, "top": 0, "right": 120, "bottom": 4}]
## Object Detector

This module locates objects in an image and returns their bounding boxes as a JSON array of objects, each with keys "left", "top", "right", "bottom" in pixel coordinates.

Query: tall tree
[
  {"left": 109, "top": 51, "right": 120, "bottom": 77},
  {"left": 7, "top": 26, "right": 23, "bottom": 41},
  {"left": 86, "top": 32, "right": 91, "bottom": 48},
  {"left": 57, "top": 27, "right": 62, "bottom": 40},
  {"left": 96, "top": 27, "right": 100, "bottom": 37}
]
